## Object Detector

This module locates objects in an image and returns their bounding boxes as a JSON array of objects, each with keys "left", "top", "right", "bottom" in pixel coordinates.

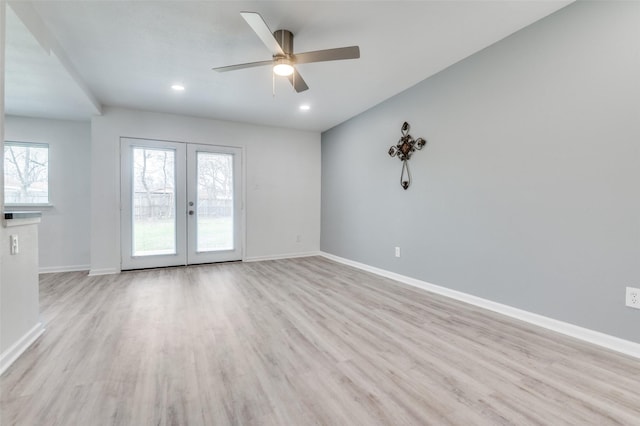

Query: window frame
[{"left": 3, "top": 140, "right": 53, "bottom": 207}]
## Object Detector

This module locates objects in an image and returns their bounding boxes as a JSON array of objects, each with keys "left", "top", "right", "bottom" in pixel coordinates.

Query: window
[{"left": 4, "top": 142, "right": 50, "bottom": 205}]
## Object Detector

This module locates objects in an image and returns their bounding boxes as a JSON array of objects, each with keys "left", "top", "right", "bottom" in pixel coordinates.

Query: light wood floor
[{"left": 1, "top": 257, "right": 638, "bottom": 425}]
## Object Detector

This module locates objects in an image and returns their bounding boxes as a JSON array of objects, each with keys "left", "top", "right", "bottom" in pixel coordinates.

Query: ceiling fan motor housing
[{"left": 273, "top": 29, "right": 294, "bottom": 56}]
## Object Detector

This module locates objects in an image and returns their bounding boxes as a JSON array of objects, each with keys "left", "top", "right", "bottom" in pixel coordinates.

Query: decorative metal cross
[{"left": 388, "top": 122, "right": 426, "bottom": 190}]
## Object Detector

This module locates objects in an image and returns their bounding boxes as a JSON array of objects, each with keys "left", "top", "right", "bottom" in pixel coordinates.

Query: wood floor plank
[{"left": 1, "top": 256, "right": 638, "bottom": 425}]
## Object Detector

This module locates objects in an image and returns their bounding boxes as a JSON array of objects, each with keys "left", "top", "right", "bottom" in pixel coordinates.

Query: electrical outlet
[
  {"left": 626, "top": 287, "right": 640, "bottom": 309},
  {"left": 395, "top": 247, "right": 400, "bottom": 258}
]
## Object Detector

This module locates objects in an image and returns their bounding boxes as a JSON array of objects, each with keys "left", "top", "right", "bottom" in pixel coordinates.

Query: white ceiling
[{"left": 4, "top": 1, "right": 573, "bottom": 132}]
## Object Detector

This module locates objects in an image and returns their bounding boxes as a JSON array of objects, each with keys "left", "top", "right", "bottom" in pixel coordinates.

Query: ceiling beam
[{"left": 8, "top": 1, "right": 102, "bottom": 116}]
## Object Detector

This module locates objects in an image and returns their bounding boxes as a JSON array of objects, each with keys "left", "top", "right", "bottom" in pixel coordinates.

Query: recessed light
[
  {"left": 299, "top": 104, "right": 310, "bottom": 111},
  {"left": 171, "top": 84, "right": 185, "bottom": 91}
]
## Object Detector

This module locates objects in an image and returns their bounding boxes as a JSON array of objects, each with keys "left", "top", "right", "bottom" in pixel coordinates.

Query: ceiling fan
[{"left": 213, "top": 12, "right": 360, "bottom": 93}]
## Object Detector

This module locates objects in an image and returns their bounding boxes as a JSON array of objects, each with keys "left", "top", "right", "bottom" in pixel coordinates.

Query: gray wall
[{"left": 321, "top": 1, "right": 640, "bottom": 343}]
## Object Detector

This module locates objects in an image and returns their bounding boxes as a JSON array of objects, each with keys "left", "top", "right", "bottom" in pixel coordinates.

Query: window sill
[
  {"left": 3, "top": 211, "right": 43, "bottom": 227},
  {"left": 4, "top": 203, "right": 54, "bottom": 208}
]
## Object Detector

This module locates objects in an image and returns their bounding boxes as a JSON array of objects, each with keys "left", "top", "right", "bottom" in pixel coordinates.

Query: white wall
[
  {"left": 5, "top": 116, "right": 91, "bottom": 272},
  {"left": 90, "top": 107, "right": 321, "bottom": 274},
  {"left": 1, "top": 0, "right": 5, "bottom": 213},
  {"left": 1, "top": 1, "right": 44, "bottom": 374}
]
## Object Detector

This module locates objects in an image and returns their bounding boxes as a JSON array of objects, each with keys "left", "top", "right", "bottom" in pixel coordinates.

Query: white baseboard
[
  {"left": 320, "top": 252, "right": 640, "bottom": 359},
  {"left": 244, "top": 251, "right": 321, "bottom": 263},
  {"left": 0, "top": 322, "right": 45, "bottom": 376},
  {"left": 40, "top": 264, "right": 90, "bottom": 274},
  {"left": 88, "top": 267, "right": 120, "bottom": 276},
  {"left": 89, "top": 254, "right": 321, "bottom": 273}
]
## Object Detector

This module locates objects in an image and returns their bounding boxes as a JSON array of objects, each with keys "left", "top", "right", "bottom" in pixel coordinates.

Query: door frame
[{"left": 120, "top": 137, "right": 245, "bottom": 270}]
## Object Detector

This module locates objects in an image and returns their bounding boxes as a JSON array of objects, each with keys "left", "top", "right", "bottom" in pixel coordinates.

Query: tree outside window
[{"left": 4, "top": 142, "right": 50, "bottom": 205}]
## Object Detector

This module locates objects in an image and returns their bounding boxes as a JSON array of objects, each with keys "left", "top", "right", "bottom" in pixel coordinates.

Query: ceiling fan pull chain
[{"left": 273, "top": 72, "right": 276, "bottom": 98}]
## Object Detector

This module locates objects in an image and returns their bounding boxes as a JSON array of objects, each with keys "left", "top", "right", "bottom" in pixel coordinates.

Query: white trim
[
  {"left": 320, "top": 252, "right": 640, "bottom": 359},
  {"left": 88, "top": 268, "right": 120, "bottom": 276},
  {"left": 244, "top": 251, "right": 321, "bottom": 262},
  {"left": 4, "top": 203, "right": 54, "bottom": 208},
  {"left": 39, "top": 265, "right": 90, "bottom": 274},
  {"left": 0, "top": 322, "right": 45, "bottom": 375},
  {"left": 4, "top": 217, "right": 41, "bottom": 227}
]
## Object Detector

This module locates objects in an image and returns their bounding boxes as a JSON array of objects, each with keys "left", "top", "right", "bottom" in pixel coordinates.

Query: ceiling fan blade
[
  {"left": 288, "top": 68, "right": 309, "bottom": 93},
  {"left": 212, "top": 60, "right": 274, "bottom": 72},
  {"left": 240, "top": 11, "right": 285, "bottom": 56},
  {"left": 294, "top": 46, "right": 360, "bottom": 65}
]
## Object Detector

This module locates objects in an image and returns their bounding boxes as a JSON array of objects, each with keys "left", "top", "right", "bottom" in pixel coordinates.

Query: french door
[{"left": 120, "top": 138, "right": 242, "bottom": 270}]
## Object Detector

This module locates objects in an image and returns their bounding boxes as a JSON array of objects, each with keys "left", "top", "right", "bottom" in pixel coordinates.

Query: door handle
[{"left": 189, "top": 210, "right": 194, "bottom": 215}]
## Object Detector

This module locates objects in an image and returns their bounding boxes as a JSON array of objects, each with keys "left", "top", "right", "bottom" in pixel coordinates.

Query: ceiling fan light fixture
[
  {"left": 273, "top": 59, "right": 294, "bottom": 76},
  {"left": 213, "top": 12, "right": 359, "bottom": 93}
]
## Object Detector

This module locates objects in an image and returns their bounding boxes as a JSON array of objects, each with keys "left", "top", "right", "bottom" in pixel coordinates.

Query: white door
[
  {"left": 186, "top": 144, "right": 242, "bottom": 264},
  {"left": 121, "top": 138, "right": 242, "bottom": 270}
]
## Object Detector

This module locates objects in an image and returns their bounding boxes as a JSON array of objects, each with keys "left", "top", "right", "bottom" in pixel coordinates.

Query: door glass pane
[
  {"left": 132, "top": 147, "right": 176, "bottom": 256},
  {"left": 196, "top": 152, "right": 234, "bottom": 252}
]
